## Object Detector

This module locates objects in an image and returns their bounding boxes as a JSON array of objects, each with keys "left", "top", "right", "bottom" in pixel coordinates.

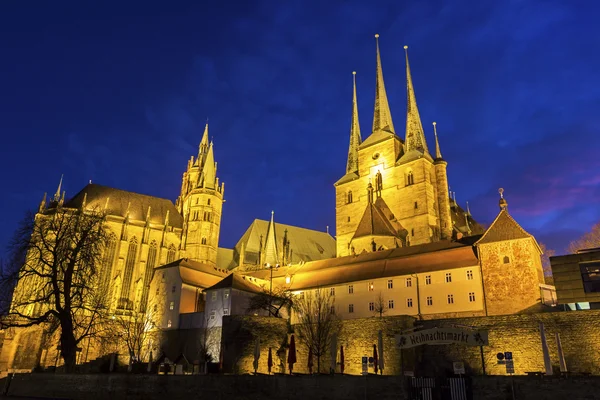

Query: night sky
[{"left": 1, "top": 1, "right": 599, "bottom": 257}]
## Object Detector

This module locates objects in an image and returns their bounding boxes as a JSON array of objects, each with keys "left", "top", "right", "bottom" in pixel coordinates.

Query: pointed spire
[
  {"left": 199, "top": 123, "right": 209, "bottom": 153},
  {"left": 58, "top": 191, "right": 65, "bottom": 207},
  {"left": 263, "top": 211, "right": 279, "bottom": 266},
  {"left": 433, "top": 122, "right": 443, "bottom": 160},
  {"left": 499, "top": 188, "right": 508, "bottom": 210},
  {"left": 466, "top": 201, "right": 471, "bottom": 217},
  {"left": 372, "top": 34, "right": 395, "bottom": 134},
  {"left": 53, "top": 174, "right": 63, "bottom": 202},
  {"left": 346, "top": 71, "right": 362, "bottom": 174},
  {"left": 403, "top": 46, "right": 429, "bottom": 155},
  {"left": 39, "top": 192, "right": 47, "bottom": 213},
  {"left": 201, "top": 142, "right": 216, "bottom": 189}
]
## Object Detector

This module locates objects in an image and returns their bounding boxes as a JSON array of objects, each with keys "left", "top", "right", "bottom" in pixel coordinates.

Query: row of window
[
  {"left": 342, "top": 271, "right": 475, "bottom": 294},
  {"left": 345, "top": 172, "right": 418, "bottom": 205},
  {"left": 194, "top": 198, "right": 211, "bottom": 206},
  {"left": 190, "top": 211, "right": 214, "bottom": 222},
  {"left": 346, "top": 292, "right": 477, "bottom": 313}
]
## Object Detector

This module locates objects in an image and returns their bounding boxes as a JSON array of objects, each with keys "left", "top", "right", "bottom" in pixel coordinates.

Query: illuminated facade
[{"left": 1, "top": 36, "right": 553, "bottom": 374}]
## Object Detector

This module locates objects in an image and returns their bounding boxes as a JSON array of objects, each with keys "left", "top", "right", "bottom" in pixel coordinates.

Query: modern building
[{"left": 550, "top": 247, "right": 600, "bottom": 310}]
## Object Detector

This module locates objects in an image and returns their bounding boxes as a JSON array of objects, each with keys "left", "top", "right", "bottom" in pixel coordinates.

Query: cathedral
[{"left": 0, "top": 35, "right": 555, "bottom": 373}]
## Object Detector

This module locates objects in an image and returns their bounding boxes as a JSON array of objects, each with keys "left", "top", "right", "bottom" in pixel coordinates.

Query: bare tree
[
  {"left": 1, "top": 208, "right": 111, "bottom": 372},
  {"left": 109, "top": 308, "right": 159, "bottom": 368},
  {"left": 293, "top": 288, "right": 340, "bottom": 373},
  {"left": 539, "top": 242, "right": 556, "bottom": 285},
  {"left": 247, "top": 286, "right": 293, "bottom": 318},
  {"left": 373, "top": 291, "right": 388, "bottom": 318},
  {"left": 569, "top": 222, "right": 600, "bottom": 254}
]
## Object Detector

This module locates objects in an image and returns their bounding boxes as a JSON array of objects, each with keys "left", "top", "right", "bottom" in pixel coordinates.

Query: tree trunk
[{"left": 59, "top": 318, "right": 77, "bottom": 373}]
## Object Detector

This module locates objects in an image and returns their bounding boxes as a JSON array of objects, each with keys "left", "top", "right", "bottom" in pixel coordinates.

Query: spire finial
[
  {"left": 466, "top": 201, "right": 471, "bottom": 216},
  {"left": 372, "top": 34, "right": 395, "bottom": 134},
  {"left": 346, "top": 71, "right": 362, "bottom": 174},
  {"left": 404, "top": 45, "right": 430, "bottom": 155},
  {"left": 498, "top": 188, "right": 508, "bottom": 211},
  {"left": 433, "top": 121, "right": 443, "bottom": 160},
  {"left": 264, "top": 210, "right": 279, "bottom": 266},
  {"left": 53, "top": 174, "right": 64, "bottom": 202}
]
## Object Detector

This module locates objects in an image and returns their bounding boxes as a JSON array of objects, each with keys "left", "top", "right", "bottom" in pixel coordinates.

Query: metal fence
[{"left": 407, "top": 376, "right": 471, "bottom": 400}]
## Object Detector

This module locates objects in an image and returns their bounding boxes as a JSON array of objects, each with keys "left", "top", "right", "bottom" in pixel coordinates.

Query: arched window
[
  {"left": 139, "top": 241, "right": 158, "bottom": 312},
  {"left": 119, "top": 237, "right": 138, "bottom": 310},
  {"left": 503, "top": 256, "right": 510, "bottom": 264},
  {"left": 347, "top": 191, "right": 353, "bottom": 204},
  {"left": 407, "top": 170, "right": 414, "bottom": 186},
  {"left": 100, "top": 233, "right": 117, "bottom": 299},
  {"left": 375, "top": 171, "right": 383, "bottom": 192},
  {"left": 201, "top": 237, "right": 207, "bottom": 245},
  {"left": 166, "top": 244, "right": 176, "bottom": 263}
]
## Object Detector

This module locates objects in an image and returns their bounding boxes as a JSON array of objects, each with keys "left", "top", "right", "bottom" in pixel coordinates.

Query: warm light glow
[{"left": 285, "top": 275, "right": 291, "bottom": 284}]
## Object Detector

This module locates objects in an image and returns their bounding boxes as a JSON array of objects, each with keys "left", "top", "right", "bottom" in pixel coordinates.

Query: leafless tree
[
  {"left": 293, "top": 288, "right": 340, "bottom": 373},
  {"left": 569, "top": 222, "right": 600, "bottom": 254},
  {"left": 109, "top": 308, "right": 159, "bottom": 368},
  {"left": 247, "top": 286, "right": 293, "bottom": 318},
  {"left": 373, "top": 291, "right": 388, "bottom": 318},
  {"left": 1, "top": 208, "right": 111, "bottom": 372}
]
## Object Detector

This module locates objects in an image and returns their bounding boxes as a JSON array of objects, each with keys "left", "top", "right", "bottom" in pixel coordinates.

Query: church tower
[
  {"left": 177, "top": 124, "right": 225, "bottom": 265},
  {"left": 334, "top": 37, "right": 453, "bottom": 257}
]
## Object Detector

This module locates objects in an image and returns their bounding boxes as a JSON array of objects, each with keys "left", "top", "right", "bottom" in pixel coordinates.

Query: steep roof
[
  {"left": 204, "top": 273, "right": 264, "bottom": 294},
  {"left": 63, "top": 183, "right": 183, "bottom": 228},
  {"left": 475, "top": 209, "right": 533, "bottom": 245},
  {"left": 352, "top": 197, "right": 405, "bottom": 240},
  {"left": 155, "top": 258, "right": 229, "bottom": 288},
  {"left": 216, "top": 247, "right": 235, "bottom": 270},
  {"left": 450, "top": 201, "right": 485, "bottom": 236},
  {"left": 272, "top": 240, "right": 479, "bottom": 290},
  {"left": 234, "top": 219, "right": 336, "bottom": 266}
]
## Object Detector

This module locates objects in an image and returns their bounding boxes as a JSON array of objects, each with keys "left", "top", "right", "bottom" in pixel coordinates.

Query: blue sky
[{"left": 1, "top": 0, "right": 599, "bottom": 255}]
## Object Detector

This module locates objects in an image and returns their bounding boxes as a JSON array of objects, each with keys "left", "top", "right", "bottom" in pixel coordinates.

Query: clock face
[{"left": 372, "top": 152, "right": 380, "bottom": 160}]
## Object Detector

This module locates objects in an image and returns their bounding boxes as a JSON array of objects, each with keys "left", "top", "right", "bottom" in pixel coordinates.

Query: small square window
[
  {"left": 445, "top": 273, "right": 452, "bottom": 283},
  {"left": 348, "top": 304, "right": 354, "bottom": 313},
  {"left": 167, "top": 320, "right": 172, "bottom": 328},
  {"left": 223, "top": 308, "right": 229, "bottom": 315},
  {"left": 388, "top": 299, "right": 395, "bottom": 309},
  {"left": 426, "top": 296, "right": 433, "bottom": 306},
  {"left": 425, "top": 275, "right": 431, "bottom": 285},
  {"left": 210, "top": 310, "right": 216, "bottom": 320},
  {"left": 224, "top": 289, "right": 230, "bottom": 299},
  {"left": 211, "top": 292, "right": 217, "bottom": 301},
  {"left": 330, "top": 287, "right": 335, "bottom": 296},
  {"left": 169, "top": 301, "right": 174, "bottom": 310},
  {"left": 407, "top": 298, "right": 413, "bottom": 308},
  {"left": 467, "top": 270, "right": 474, "bottom": 280},
  {"left": 414, "top": 201, "right": 418, "bottom": 209},
  {"left": 469, "top": 292, "right": 476, "bottom": 302},
  {"left": 172, "top": 285, "right": 176, "bottom": 293},
  {"left": 387, "top": 279, "right": 393, "bottom": 289},
  {"left": 368, "top": 302, "right": 374, "bottom": 311},
  {"left": 348, "top": 285, "right": 354, "bottom": 294},
  {"left": 406, "top": 277, "right": 412, "bottom": 287},
  {"left": 368, "top": 282, "right": 374, "bottom": 292},
  {"left": 447, "top": 294, "right": 454, "bottom": 304}
]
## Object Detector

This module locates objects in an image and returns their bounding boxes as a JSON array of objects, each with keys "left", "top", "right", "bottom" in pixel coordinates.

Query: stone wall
[
  {"left": 419, "top": 309, "right": 600, "bottom": 376},
  {"left": 5, "top": 373, "right": 600, "bottom": 400}
]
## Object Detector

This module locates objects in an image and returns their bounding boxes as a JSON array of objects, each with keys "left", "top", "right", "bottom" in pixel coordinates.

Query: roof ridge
[{"left": 85, "top": 183, "right": 176, "bottom": 203}]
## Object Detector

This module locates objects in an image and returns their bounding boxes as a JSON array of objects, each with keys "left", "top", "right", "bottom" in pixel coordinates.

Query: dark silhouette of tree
[
  {"left": 539, "top": 242, "right": 556, "bottom": 285},
  {"left": 1, "top": 208, "right": 111, "bottom": 372},
  {"left": 373, "top": 291, "right": 388, "bottom": 318},
  {"left": 247, "top": 286, "right": 293, "bottom": 318},
  {"left": 569, "top": 222, "right": 600, "bottom": 254},
  {"left": 293, "top": 289, "right": 340, "bottom": 373}
]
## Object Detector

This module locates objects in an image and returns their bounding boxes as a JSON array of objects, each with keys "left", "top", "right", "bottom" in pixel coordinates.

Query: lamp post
[{"left": 265, "top": 262, "right": 280, "bottom": 316}]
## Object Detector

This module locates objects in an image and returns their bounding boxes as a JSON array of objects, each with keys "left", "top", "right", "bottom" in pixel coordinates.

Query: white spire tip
[
  {"left": 432, "top": 121, "right": 436, "bottom": 126},
  {"left": 403, "top": 45, "right": 408, "bottom": 50},
  {"left": 352, "top": 71, "right": 356, "bottom": 75},
  {"left": 374, "top": 33, "right": 379, "bottom": 38}
]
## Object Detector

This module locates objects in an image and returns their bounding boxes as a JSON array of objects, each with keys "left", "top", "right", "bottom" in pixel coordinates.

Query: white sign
[
  {"left": 396, "top": 327, "right": 488, "bottom": 349},
  {"left": 404, "top": 370, "right": 414, "bottom": 377},
  {"left": 453, "top": 362, "right": 465, "bottom": 375}
]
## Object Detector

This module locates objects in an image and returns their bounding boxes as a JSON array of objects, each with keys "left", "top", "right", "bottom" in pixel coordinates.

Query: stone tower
[
  {"left": 177, "top": 124, "right": 225, "bottom": 265},
  {"left": 334, "top": 37, "right": 453, "bottom": 257}
]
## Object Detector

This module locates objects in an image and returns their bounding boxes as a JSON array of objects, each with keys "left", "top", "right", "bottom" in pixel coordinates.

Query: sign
[
  {"left": 504, "top": 352, "right": 513, "bottom": 361},
  {"left": 453, "top": 362, "right": 465, "bottom": 375},
  {"left": 404, "top": 370, "right": 415, "bottom": 377},
  {"left": 496, "top": 352, "right": 505, "bottom": 361},
  {"left": 506, "top": 360, "right": 515, "bottom": 374},
  {"left": 361, "top": 356, "right": 368, "bottom": 375},
  {"left": 395, "top": 327, "right": 488, "bottom": 349}
]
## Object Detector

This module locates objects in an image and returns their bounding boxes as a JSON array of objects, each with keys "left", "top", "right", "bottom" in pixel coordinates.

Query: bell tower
[{"left": 177, "top": 124, "right": 225, "bottom": 265}]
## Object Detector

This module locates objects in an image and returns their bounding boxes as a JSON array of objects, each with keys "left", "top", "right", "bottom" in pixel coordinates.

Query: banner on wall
[{"left": 395, "top": 327, "right": 488, "bottom": 349}]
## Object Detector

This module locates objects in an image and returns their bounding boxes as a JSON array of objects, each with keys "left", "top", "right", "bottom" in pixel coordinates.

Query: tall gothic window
[
  {"left": 100, "top": 234, "right": 117, "bottom": 303},
  {"left": 347, "top": 191, "right": 353, "bottom": 204},
  {"left": 166, "top": 245, "right": 176, "bottom": 263},
  {"left": 139, "top": 241, "right": 157, "bottom": 312},
  {"left": 407, "top": 170, "right": 414, "bottom": 186},
  {"left": 119, "top": 237, "right": 138, "bottom": 310}
]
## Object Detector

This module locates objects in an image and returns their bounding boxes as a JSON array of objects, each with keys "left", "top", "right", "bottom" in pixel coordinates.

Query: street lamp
[{"left": 265, "top": 262, "right": 280, "bottom": 317}]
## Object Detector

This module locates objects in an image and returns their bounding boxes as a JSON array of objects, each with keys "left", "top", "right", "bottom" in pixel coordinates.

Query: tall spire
[
  {"left": 263, "top": 211, "right": 279, "bottom": 266},
  {"left": 403, "top": 46, "right": 429, "bottom": 155},
  {"left": 201, "top": 141, "right": 216, "bottom": 189},
  {"left": 197, "top": 123, "right": 210, "bottom": 164},
  {"left": 433, "top": 122, "right": 443, "bottom": 160},
  {"left": 53, "top": 174, "right": 63, "bottom": 202},
  {"left": 372, "top": 34, "right": 395, "bottom": 134},
  {"left": 346, "top": 71, "right": 362, "bottom": 174}
]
